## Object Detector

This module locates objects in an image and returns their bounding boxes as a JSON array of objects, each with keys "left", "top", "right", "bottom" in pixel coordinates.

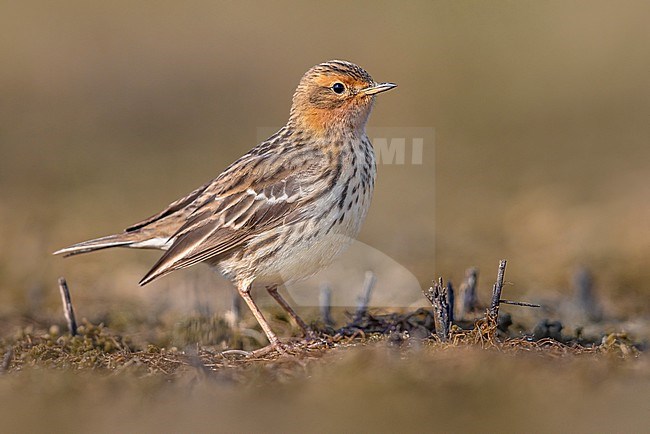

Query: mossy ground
[{"left": 1, "top": 311, "right": 647, "bottom": 433}]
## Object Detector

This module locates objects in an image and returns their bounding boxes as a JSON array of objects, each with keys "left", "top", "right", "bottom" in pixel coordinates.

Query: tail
[{"left": 53, "top": 232, "right": 161, "bottom": 257}]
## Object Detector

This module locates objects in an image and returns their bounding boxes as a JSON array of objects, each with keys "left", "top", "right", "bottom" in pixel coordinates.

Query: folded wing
[{"left": 139, "top": 170, "right": 308, "bottom": 285}]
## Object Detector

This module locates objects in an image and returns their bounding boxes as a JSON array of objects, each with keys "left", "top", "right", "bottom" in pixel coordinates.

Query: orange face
[{"left": 289, "top": 60, "right": 396, "bottom": 136}]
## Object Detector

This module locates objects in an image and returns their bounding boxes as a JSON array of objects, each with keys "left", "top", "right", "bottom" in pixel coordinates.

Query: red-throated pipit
[{"left": 55, "top": 60, "right": 396, "bottom": 354}]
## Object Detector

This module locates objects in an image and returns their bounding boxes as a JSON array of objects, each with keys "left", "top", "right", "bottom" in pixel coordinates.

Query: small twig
[
  {"left": 573, "top": 266, "right": 602, "bottom": 321},
  {"left": 499, "top": 299, "right": 541, "bottom": 308},
  {"left": 446, "top": 281, "right": 455, "bottom": 324},
  {"left": 1, "top": 346, "right": 13, "bottom": 373},
  {"left": 489, "top": 260, "right": 507, "bottom": 318},
  {"left": 354, "top": 271, "right": 376, "bottom": 322},
  {"left": 319, "top": 283, "right": 334, "bottom": 326},
  {"left": 57, "top": 277, "right": 78, "bottom": 336},
  {"left": 457, "top": 267, "right": 479, "bottom": 319},
  {"left": 433, "top": 278, "right": 450, "bottom": 341},
  {"left": 423, "top": 278, "right": 450, "bottom": 341}
]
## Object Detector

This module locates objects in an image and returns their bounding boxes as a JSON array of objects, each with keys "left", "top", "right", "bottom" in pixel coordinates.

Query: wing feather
[{"left": 139, "top": 171, "right": 308, "bottom": 285}]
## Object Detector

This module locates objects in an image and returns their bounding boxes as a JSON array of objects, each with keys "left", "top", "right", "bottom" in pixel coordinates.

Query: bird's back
[{"left": 211, "top": 128, "right": 377, "bottom": 288}]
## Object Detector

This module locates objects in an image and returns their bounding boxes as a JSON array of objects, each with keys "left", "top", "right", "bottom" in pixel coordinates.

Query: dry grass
[
  {"left": 2, "top": 307, "right": 641, "bottom": 377},
  {"left": 1, "top": 311, "right": 647, "bottom": 433}
]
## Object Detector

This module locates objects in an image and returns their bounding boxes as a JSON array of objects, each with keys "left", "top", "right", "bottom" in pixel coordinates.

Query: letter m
[{"left": 375, "top": 138, "right": 405, "bottom": 165}]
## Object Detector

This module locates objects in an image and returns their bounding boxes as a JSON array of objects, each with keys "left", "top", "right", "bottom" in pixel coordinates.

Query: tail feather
[{"left": 53, "top": 233, "right": 139, "bottom": 257}]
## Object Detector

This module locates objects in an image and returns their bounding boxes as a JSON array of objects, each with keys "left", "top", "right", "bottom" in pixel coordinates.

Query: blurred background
[{"left": 1, "top": 1, "right": 649, "bottom": 330}]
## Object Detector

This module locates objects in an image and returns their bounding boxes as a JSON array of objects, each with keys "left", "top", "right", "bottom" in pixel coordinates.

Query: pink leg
[
  {"left": 237, "top": 284, "right": 285, "bottom": 355},
  {"left": 266, "top": 285, "right": 311, "bottom": 336}
]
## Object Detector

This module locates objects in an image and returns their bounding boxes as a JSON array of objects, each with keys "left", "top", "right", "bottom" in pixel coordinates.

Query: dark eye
[{"left": 331, "top": 82, "right": 346, "bottom": 94}]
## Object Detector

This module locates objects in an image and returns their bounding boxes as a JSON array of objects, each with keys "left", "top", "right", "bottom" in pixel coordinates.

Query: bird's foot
[
  {"left": 221, "top": 340, "right": 289, "bottom": 358},
  {"left": 249, "top": 340, "right": 289, "bottom": 357},
  {"left": 220, "top": 332, "right": 329, "bottom": 358}
]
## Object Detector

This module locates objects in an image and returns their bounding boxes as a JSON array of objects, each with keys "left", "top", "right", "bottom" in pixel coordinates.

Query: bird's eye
[{"left": 331, "top": 82, "right": 346, "bottom": 94}]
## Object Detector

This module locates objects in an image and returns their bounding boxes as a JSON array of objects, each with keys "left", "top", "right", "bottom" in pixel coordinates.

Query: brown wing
[{"left": 138, "top": 170, "right": 307, "bottom": 285}]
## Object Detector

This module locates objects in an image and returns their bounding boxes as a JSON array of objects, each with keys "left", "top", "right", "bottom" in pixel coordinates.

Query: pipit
[{"left": 55, "top": 60, "right": 396, "bottom": 354}]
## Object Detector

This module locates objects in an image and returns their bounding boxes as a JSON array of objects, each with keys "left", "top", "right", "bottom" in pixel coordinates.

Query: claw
[{"left": 249, "top": 341, "right": 288, "bottom": 357}]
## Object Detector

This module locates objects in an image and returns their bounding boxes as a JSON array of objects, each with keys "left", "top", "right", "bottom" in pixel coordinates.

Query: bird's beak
[{"left": 361, "top": 82, "right": 397, "bottom": 96}]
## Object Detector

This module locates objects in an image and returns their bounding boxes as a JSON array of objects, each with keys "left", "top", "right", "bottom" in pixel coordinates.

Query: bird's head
[{"left": 289, "top": 60, "right": 396, "bottom": 137}]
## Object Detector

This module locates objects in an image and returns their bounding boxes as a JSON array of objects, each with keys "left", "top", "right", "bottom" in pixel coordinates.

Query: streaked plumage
[{"left": 55, "top": 60, "right": 396, "bottom": 354}]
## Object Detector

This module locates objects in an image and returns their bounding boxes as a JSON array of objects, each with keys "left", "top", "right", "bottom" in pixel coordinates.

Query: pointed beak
[{"left": 361, "top": 82, "right": 397, "bottom": 96}]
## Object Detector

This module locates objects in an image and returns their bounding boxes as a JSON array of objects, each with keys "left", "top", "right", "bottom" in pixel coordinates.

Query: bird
[{"left": 54, "top": 60, "right": 396, "bottom": 355}]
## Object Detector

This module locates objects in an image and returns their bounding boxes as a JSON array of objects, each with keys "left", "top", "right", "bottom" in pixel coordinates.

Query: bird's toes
[{"left": 247, "top": 340, "right": 288, "bottom": 358}]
